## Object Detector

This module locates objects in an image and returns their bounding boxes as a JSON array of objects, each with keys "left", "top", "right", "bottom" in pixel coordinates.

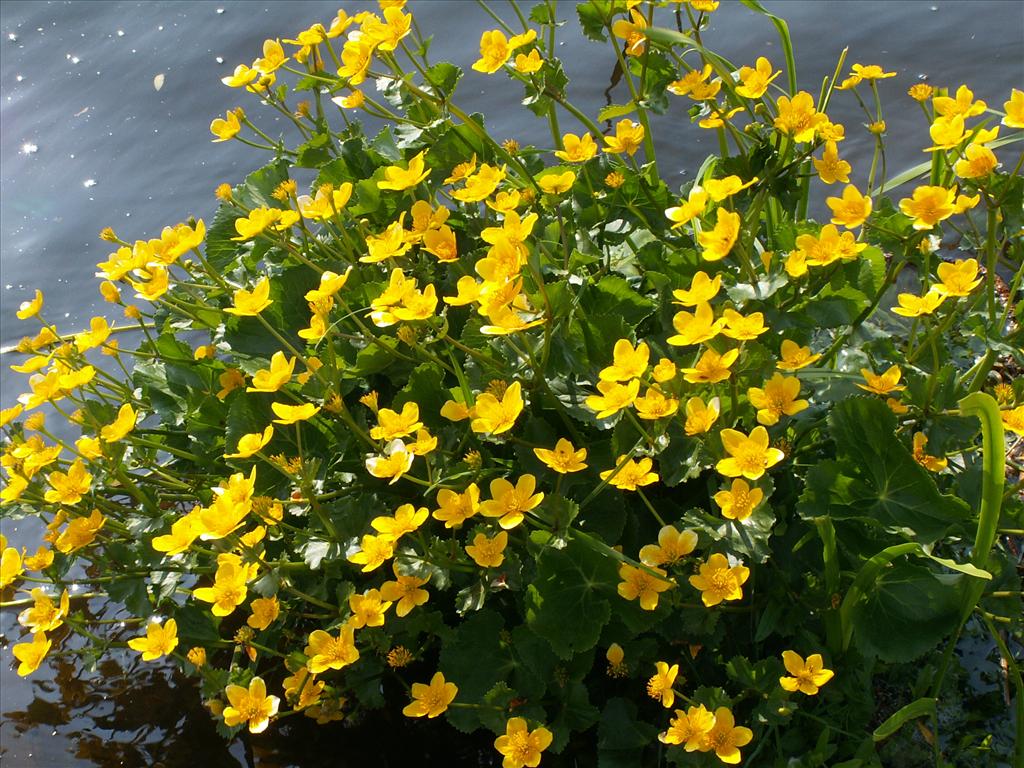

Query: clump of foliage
[{"left": 2, "top": 1, "right": 1022, "bottom": 766}]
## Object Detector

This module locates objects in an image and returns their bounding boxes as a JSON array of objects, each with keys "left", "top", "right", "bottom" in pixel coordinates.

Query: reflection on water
[{"left": 1, "top": 0, "right": 1022, "bottom": 765}]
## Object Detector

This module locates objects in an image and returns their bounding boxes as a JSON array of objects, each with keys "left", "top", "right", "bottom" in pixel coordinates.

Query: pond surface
[{"left": 0, "top": 1, "right": 1021, "bottom": 765}]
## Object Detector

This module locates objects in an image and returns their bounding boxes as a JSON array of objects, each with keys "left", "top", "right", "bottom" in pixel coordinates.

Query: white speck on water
[
  {"left": 216, "top": 7, "right": 225, "bottom": 13},
  {"left": 153, "top": 72, "right": 165, "bottom": 90},
  {"left": 116, "top": 29, "right": 125, "bottom": 37},
  {"left": 930, "top": 4, "right": 937, "bottom": 9},
  {"left": 83, "top": 179, "right": 97, "bottom": 188},
  {"left": 15, "top": 74, "right": 22, "bottom": 81},
  {"left": 20, "top": 142, "right": 38, "bottom": 154},
  {"left": 918, "top": 73, "right": 929, "bottom": 81},
  {"left": 216, "top": 56, "right": 224, "bottom": 64},
  {"left": 8, "top": 32, "right": 17, "bottom": 41},
  {"left": 158, "top": 24, "right": 164, "bottom": 31}
]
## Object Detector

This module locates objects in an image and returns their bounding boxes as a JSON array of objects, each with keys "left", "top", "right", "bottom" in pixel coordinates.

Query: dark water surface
[{"left": 1, "top": 1, "right": 1022, "bottom": 765}]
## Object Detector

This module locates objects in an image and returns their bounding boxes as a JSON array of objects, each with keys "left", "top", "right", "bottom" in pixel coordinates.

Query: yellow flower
[
  {"left": 1003, "top": 88, "right": 1024, "bottom": 128},
  {"left": 18, "top": 588, "right": 69, "bottom": 633},
  {"left": 652, "top": 358, "right": 677, "bottom": 383},
  {"left": 186, "top": 646, "right": 207, "bottom": 668},
  {"left": 221, "top": 63, "right": 258, "bottom": 88},
  {"left": 452, "top": 163, "right": 507, "bottom": 203},
  {"left": 891, "top": 290, "right": 947, "bottom": 317},
  {"left": 254, "top": 38, "right": 288, "bottom": 73},
  {"left": 494, "top": 717, "right": 554, "bottom": 768},
  {"left": 908, "top": 83, "right": 934, "bottom": 102},
  {"left": 850, "top": 63, "right": 896, "bottom": 81},
  {"left": 684, "top": 396, "right": 720, "bottom": 436},
  {"left": 899, "top": 185, "right": 957, "bottom": 230},
  {"left": 128, "top": 618, "right": 179, "bottom": 661},
  {"left": 813, "top": 140, "right": 851, "bottom": 184},
  {"left": 224, "top": 277, "right": 273, "bottom": 316},
  {"left": 776, "top": 340, "right": 821, "bottom": 371},
  {"left": 466, "top": 530, "right": 508, "bottom": 568},
  {"left": 955, "top": 143, "right": 998, "bottom": 179},
  {"left": 380, "top": 565, "right": 430, "bottom": 617},
  {"left": 665, "top": 188, "right": 709, "bottom": 229},
  {"left": 1, "top": 403, "right": 24, "bottom": 427},
  {"left": 1001, "top": 406, "right": 1024, "bottom": 435},
  {"left": 297, "top": 184, "right": 353, "bottom": 220},
  {"left": 600, "top": 455, "right": 659, "bottom": 491},
  {"left": 667, "top": 302, "right": 725, "bottom": 347},
  {"left": 599, "top": 339, "right": 649, "bottom": 382},
  {"left": 681, "top": 348, "right": 739, "bottom": 384},
  {"left": 554, "top": 132, "right": 597, "bottom": 163},
  {"left": 225, "top": 426, "right": 274, "bottom": 459},
  {"left": 514, "top": 48, "right": 543, "bottom": 74},
  {"left": 271, "top": 401, "right": 320, "bottom": 425},
  {"left": 245, "top": 351, "right": 295, "bottom": 394},
  {"left": 370, "top": 401, "right": 422, "bottom": 441},
  {"left": 349, "top": 588, "right": 392, "bottom": 629},
  {"left": 639, "top": 525, "right": 698, "bottom": 567},
  {"left": 647, "top": 661, "right": 679, "bottom": 708},
  {"left": 773, "top": 91, "right": 826, "bottom": 142},
  {"left": 617, "top": 563, "right": 673, "bottom": 610},
  {"left": 721, "top": 309, "right": 768, "bottom": 341},
  {"left": 433, "top": 484, "right": 479, "bottom": 528},
  {"left": 371, "top": 503, "right": 429, "bottom": 541},
  {"left": 604, "top": 171, "right": 626, "bottom": 188},
  {"left": 697, "top": 208, "right": 741, "bottom": 261},
  {"left": 210, "top": 109, "right": 242, "bottom": 142},
  {"left": 17, "top": 289, "right": 44, "bottom": 320},
  {"left": 0, "top": 545, "right": 23, "bottom": 588},
  {"left": 779, "top": 651, "right": 834, "bottom": 695},
  {"left": 193, "top": 560, "right": 249, "bottom": 616},
  {"left": 332, "top": 89, "right": 365, "bottom": 109},
  {"left": 232, "top": 207, "right": 282, "bottom": 241},
  {"left": 659, "top": 704, "right": 716, "bottom": 750},
  {"left": 365, "top": 439, "right": 414, "bottom": 484},
  {"left": 611, "top": 8, "right": 648, "bottom": 56},
  {"left": 603, "top": 119, "right": 645, "bottom": 156},
  {"left": 714, "top": 478, "right": 764, "bottom": 521},
  {"left": 748, "top": 373, "right": 808, "bottom": 425},
  {"left": 378, "top": 151, "right": 431, "bottom": 191},
  {"left": 347, "top": 533, "right": 396, "bottom": 572},
  {"left": 223, "top": 677, "right": 280, "bottom": 734},
  {"left": 634, "top": 388, "right": 679, "bottom": 420},
  {"left": 217, "top": 369, "right": 245, "bottom": 399},
  {"left": 403, "top": 671, "right": 458, "bottom": 718},
  {"left": 702, "top": 707, "right": 754, "bottom": 764},
  {"left": 13, "top": 631, "right": 51, "bottom": 677},
  {"left": 480, "top": 475, "right": 544, "bottom": 529},
  {"left": 703, "top": 175, "right": 757, "bottom": 202},
  {"left": 534, "top": 438, "right": 587, "bottom": 474},
  {"left": 55, "top": 508, "right": 105, "bottom": 553},
  {"left": 857, "top": 365, "right": 905, "bottom": 395},
  {"left": 471, "top": 381, "right": 524, "bottom": 435},
  {"left": 735, "top": 56, "right": 780, "bottom": 99},
  {"left": 487, "top": 190, "right": 521, "bottom": 213},
  {"left": 473, "top": 30, "right": 511, "bottom": 73},
  {"left": 537, "top": 170, "right": 576, "bottom": 194},
  {"left": 672, "top": 271, "right": 721, "bottom": 306},
  {"left": 826, "top": 184, "right": 872, "bottom": 229},
  {"left": 667, "top": 64, "right": 719, "bottom": 99},
  {"left": 606, "top": 643, "right": 627, "bottom": 677},
  {"left": 45, "top": 459, "right": 92, "bottom": 506},
  {"left": 422, "top": 225, "right": 458, "bottom": 263},
  {"left": 339, "top": 32, "right": 375, "bottom": 85},
  {"left": 926, "top": 113, "right": 966, "bottom": 151},
  {"left": 23, "top": 546, "right": 53, "bottom": 572},
  {"left": 247, "top": 596, "right": 280, "bottom": 630},
  {"left": 689, "top": 553, "right": 749, "bottom": 606},
  {"left": 716, "top": 426, "right": 784, "bottom": 480},
  {"left": 934, "top": 84, "right": 986, "bottom": 119},
  {"left": 305, "top": 625, "right": 359, "bottom": 673},
  {"left": 913, "top": 432, "right": 948, "bottom": 472},
  {"left": 97, "top": 403, "right": 136, "bottom": 444}
]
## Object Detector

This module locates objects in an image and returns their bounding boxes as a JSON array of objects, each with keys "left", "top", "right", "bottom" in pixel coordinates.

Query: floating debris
[
  {"left": 8, "top": 32, "right": 17, "bottom": 42},
  {"left": 83, "top": 179, "right": 97, "bottom": 188},
  {"left": 153, "top": 73, "right": 165, "bottom": 90},
  {"left": 21, "top": 142, "right": 38, "bottom": 155},
  {"left": 74, "top": 106, "right": 90, "bottom": 117}
]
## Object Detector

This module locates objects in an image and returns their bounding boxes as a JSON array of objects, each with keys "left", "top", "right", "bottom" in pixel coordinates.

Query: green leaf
[
  {"left": 204, "top": 203, "right": 243, "bottom": 271},
  {"left": 525, "top": 535, "right": 618, "bottom": 658},
  {"left": 530, "top": 3, "right": 556, "bottom": 24},
  {"left": 295, "top": 133, "right": 333, "bottom": 168},
  {"left": 872, "top": 697, "right": 937, "bottom": 741},
  {"left": 797, "top": 397, "right": 969, "bottom": 543},
  {"left": 425, "top": 62, "right": 462, "bottom": 99},
  {"left": 352, "top": 336, "right": 400, "bottom": 376},
  {"left": 598, "top": 103, "right": 636, "bottom": 123},
  {"left": 850, "top": 563, "right": 961, "bottom": 662},
  {"left": 576, "top": 1, "right": 611, "bottom": 41},
  {"left": 440, "top": 609, "right": 515, "bottom": 731}
]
